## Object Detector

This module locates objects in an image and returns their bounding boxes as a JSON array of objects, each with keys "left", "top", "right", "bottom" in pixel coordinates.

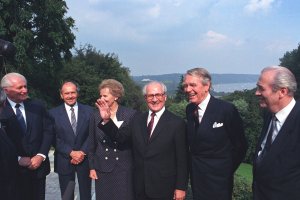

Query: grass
[{"left": 236, "top": 163, "right": 253, "bottom": 183}]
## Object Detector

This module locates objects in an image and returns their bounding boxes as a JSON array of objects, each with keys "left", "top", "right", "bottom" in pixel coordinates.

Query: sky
[{"left": 65, "top": 0, "right": 300, "bottom": 76}]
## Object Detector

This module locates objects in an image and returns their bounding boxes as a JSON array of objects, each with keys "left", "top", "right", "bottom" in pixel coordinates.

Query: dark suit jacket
[
  {"left": 0, "top": 99, "right": 53, "bottom": 178},
  {"left": 49, "top": 103, "right": 93, "bottom": 175},
  {"left": 253, "top": 101, "right": 300, "bottom": 200},
  {"left": 0, "top": 125, "right": 17, "bottom": 200},
  {"left": 100, "top": 109, "right": 188, "bottom": 199},
  {"left": 186, "top": 96, "right": 247, "bottom": 200}
]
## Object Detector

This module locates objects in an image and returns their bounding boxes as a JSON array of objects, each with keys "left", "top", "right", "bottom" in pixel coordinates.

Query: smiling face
[
  {"left": 255, "top": 70, "right": 281, "bottom": 113},
  {"left": 4, "top": 76, "right": 28, "bottom": 103},
  {"left": 183, "top": 74, "right": 210, "bottom": 105},
  {"left": 144, "top": 82, "right": 167, "bottom": 113},
  {"left": 60, "top": 82, "right": 78, "bottom": 106}
]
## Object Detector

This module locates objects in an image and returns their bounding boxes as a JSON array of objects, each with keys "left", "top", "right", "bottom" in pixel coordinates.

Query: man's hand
[
  {"left": 89, "top": 169, "right": 98, "bottom": 180},
  {"left": 95, "top": 99, "right": 111, "bottom": 122},
  {"left": 173, "top": 189, "right": 186, "bottom": 200},
  {"left": 28, "top": 155, "right": 44, "bottom": 170},
  {"left": 18, "top": 157, "right": 32, "bottom": 167},
  {"left": 70, "top": 150, "right": 86, "bottom": 164}
]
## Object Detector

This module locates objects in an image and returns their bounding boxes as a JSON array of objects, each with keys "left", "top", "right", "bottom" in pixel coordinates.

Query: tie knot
[
  {"left": 70, "top": 107, "right": 74, "bottom": 111},
  {"left": 151, "top": 112, "right": 156, "bottom": 117},
  {"left": 15, "top": 103, "right": 21, "bottom": 108},
  {"left": 272, "top": 114, "right": 277, "bottom": 122}
]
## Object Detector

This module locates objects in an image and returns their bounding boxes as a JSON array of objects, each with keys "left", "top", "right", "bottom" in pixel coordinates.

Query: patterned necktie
[
  {"left": 257, "top": 115, "right": 277, "bottom": 164},
  {"left": 70, "top": 107, "right": 77, "bottom": 134},
  {"left": 147, "top": 112, "right": 156, "bottom": 138},
  {"left": 264, "top": 115, "right": 277, "bottom": 152},
  {"left": 15, "top": 103, "right": 26, "bottom": 134}
]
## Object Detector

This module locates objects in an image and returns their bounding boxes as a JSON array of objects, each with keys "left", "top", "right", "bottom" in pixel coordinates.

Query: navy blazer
[
  {"left": 100, "top": 109, "right": 188, "bottom": 199},
  {"left": 186, "top": 96, "right": 247, "bottom": 200},
  {"left": 253, "top": 101, "right": 300, "bottom": 200},
  {"left": 49, "top": 103, "right": 93, "bottom": 175},
  {"left": 0, "top": 99, "right": 53, "bottom": 178},
  {"left": 88, "top": 105, "right": 135, "bottom": 172}
]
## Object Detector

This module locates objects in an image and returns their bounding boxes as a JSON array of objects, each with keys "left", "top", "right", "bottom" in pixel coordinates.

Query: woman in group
[{"left": 89, "top": 79, "right": 136, "bottom": 200}]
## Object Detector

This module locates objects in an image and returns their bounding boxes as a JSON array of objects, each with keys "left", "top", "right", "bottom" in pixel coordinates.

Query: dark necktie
[
  {"left": 257, "top": 115, "right": 277, "bottom": 164},
  {"left": 70, "top": 107, "right": 77, "bottom": 135},
  {"left": 147, "top": 112, "right": 156, "bottom": 138},
  {"left": 15, "top": 103, "right": 26, "bottom": 134},
  {"left": 193, "top": 107, "right": 199, "bottom": 129}
]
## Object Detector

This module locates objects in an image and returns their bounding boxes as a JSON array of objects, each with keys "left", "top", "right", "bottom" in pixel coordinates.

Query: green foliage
[
  {"left": 0, "top": 0, "right": 75, "bottom": 106},
  {"left": 167, "top": 99, "right": 188, "bottom": 119},
  {"left": 280, "top": 43, "right": 300, "bottom": 99},
  {"left": 222, "top": 89, "right": 263, "bottom": 163},
  {"left": 233, "top": 174, "right": 253, "bottom": 200}
]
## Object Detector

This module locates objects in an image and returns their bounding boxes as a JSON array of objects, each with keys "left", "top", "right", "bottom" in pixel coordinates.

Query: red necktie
[{"left": 147, "top": 112, "right": 156, "bottom": 138}]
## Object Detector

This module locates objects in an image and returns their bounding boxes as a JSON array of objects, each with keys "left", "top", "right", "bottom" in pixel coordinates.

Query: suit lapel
[
  {"left": 59, "top": 105, "right": 75, "bottom": 136},
  {"left": 23, "top": 100, "right": 33, "bottom": 135},
  {"left": 149, "top": 110, "right": 169, "bottom": 143},
  {"left": 141, "top": 112, "right": 149, "bottom": 144},
  {"left": 76, "top": 103, "right": 84, "bottom": 136},
  {"left": 258, "top": 103, "right": 300, "bottom": 169}
]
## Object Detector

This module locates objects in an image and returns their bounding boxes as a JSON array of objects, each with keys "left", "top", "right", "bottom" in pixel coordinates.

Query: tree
[
  {"left": 222, "top": 89, "right": 263, "bottom": 163},
  {"left": 280, "top": 43, "right": 300, "bottom": 99},
  {"left": 0, "top": 0, "right": 75, "bottom": 106},
  {"left": 56, "top": 45, "right": 144, "bottom": 110}
]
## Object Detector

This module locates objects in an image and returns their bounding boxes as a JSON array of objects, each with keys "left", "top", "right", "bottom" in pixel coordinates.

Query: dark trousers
[
  {"left": 16, "top": 171, "right": 46, "bottom": 200},
  {"left": 59, "top": 170, "right": 91, "bottom": 200}
]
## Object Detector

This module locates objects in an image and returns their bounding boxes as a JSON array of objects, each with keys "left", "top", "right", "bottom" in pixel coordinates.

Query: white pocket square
[{"left": 213, "top": 122, "right": 223, "bottom": 128}]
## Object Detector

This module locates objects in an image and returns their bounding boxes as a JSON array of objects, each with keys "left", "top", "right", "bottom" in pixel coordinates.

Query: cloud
[
  {"left": 200, "top": 31, "right": 244, "bottom": 48},
  {"left": 147, "top": 4, "right": 161, "bottom": 18},
  {"left": 244, "top": 0, "right": 276, "bottom": 13},
  {"left": 205, "top": 30, "right": 228, "bottom": 44}
]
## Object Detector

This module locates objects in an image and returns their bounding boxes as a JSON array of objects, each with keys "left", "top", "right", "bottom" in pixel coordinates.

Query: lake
[{"left": 212, "top": 82, "right": 256, "bottom": 93}]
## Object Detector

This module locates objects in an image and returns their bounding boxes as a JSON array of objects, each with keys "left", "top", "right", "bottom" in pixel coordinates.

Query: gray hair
[
  {"left": 0, "top": 87, "right": 6, "bottom": 107},
  {"left": 184, "top": 67, "right": 212, "bottom": 87},
  {"left": 262, "top": 66, "right": 297, "bottom": 96},
  {"left": 142, "top": 81, "right": 167, "bottom": 95},
  {"left": 1, "top": 72, "right": 27, "bottom": 88}
]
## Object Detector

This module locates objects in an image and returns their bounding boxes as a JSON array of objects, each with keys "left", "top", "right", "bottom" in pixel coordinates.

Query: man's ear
[{"left": 279, "top": 87, "right": 288, "bottom": 98}]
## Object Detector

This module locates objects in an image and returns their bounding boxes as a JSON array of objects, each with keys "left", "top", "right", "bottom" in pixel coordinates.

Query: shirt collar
[
  {"left": 7, "top": 97, "right": 24, "bottom": 108},
  {"left": 275, "top": 98, "right": 296, "bottom": 124},
  {"left": 64, "top": 102, "right": 78, "bottom": 111},
  {"left": 198, "top": 93, "right": 211, "bottom": 111},
  {"left": 148, "top": 106, "right": 165, "bottom": 119}
]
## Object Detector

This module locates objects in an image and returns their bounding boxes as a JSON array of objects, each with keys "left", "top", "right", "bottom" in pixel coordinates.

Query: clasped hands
[
  {"left": 18, "top": 155, "right": 44, "bottom": 170},
  {"left": 70, "top": 150, "right": 86, "bottom": 165}
]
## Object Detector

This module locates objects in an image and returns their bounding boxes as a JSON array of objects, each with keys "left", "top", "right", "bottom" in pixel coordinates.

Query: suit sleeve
[
  {"left": 174, "top": 118, "right": 189, "bottom": 190},
  {"left": 38, "top": 106, "right": 54, "bottom": 156},
  {"left": 226, "top": 105, "right": 248, "bottom": 171},
  {"left": 98, "top": 117, "right": 132, "bottom": 144}
]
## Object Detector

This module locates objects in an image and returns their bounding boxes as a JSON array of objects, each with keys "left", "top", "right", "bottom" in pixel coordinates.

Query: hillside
[{"left": 132, "top": 73, "right": 258, "bottom": 95}]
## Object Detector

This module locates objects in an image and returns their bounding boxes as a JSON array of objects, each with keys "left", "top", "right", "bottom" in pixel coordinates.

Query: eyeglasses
[{"left": 145, "top": 93, "right": 165, "bottom": 100}]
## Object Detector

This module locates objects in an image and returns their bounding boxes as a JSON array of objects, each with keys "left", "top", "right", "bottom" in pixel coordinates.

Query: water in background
[{"left": 213, "top": 82, "right": 256, "bottom": 93}]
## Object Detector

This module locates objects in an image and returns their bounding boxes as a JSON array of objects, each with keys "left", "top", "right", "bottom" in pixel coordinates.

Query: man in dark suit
[
  {"left": 0, "top": 87, "right": 18, "bottom": 200},
  {"left": 97, "top": 81, "right": 188, "bottom": 200},
  {"left": 0, "top": 72, "right": 53, "bottom": 200},
  {"left": 253, "top": 66, "right": 300, "bottom": 200},
  {"left": 49, "top": 81, "right": 93, "bottom": 200},
  {"left": 183, "top": 67, "right": 247, "bottom": 200}
]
